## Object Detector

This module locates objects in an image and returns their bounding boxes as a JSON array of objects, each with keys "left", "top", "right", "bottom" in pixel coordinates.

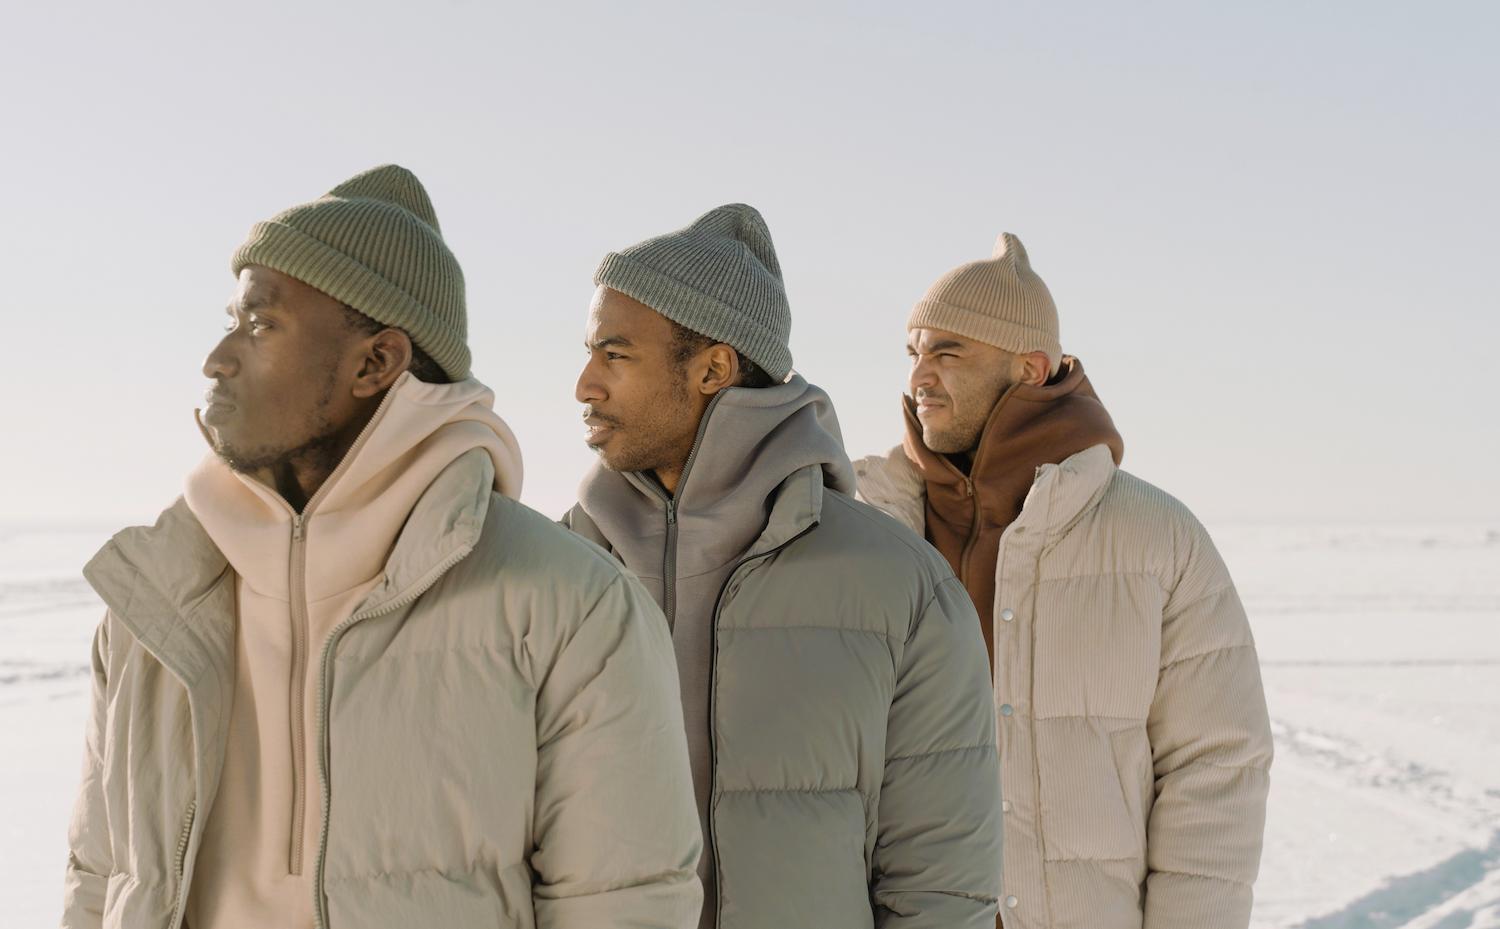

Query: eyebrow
[
  {"left": 586, "top": 335, "right": 633, "bottom": 351},
  {"left": 225, "top": 290, "right": 280, "bottom": 316},
  {"left": 908, "top": 339, "right": 966, "bottom": 353}
]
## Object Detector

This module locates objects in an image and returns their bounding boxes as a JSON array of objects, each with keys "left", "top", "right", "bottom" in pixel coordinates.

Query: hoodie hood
[
  {"left": 577, "top": 373, "right": 854, "bottom": 596},
  {"left": 185, "top": 372, "right": 522, "bottom": 601},
  {"left": 903, "top": 355, "right": 1121, "bottom": 666}
]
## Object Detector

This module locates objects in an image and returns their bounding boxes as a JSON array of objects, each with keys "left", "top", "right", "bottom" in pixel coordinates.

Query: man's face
[
  {"left": 575, "top": 287, "right": 705, "bottom": 475},
  {"left": 201, "top": 266, "right": 365, "bottom": 474},
  {"left": 907, "top": 328, "right": 1018, "bottom": 454}
]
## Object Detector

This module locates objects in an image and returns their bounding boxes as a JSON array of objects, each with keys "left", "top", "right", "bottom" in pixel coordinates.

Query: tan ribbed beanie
[
  {"left": 907, "top": 233, "right": 1061, "bottom": 371},
  {"left": 230, "top": 164, "right": 470, "bottom": 380}
]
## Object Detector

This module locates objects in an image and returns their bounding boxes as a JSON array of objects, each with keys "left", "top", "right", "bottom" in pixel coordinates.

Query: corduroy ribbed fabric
[
  {"left": 594, "top": 203, "right": 793, "bottom": 381},
  {"left": 908, "top": 233, "right": 1061, "bottom": 371},
  {"left": 231, "top": 165, "right": 471, "bottom": 381}
]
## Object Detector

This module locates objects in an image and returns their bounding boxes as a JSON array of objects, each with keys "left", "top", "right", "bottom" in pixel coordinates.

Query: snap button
[
  {"left": 1000, "top": 608, "right": 1015, "bottom": 622},
  {"left": 1000, "top": 704, "right": 1014, "bottom": 717}
]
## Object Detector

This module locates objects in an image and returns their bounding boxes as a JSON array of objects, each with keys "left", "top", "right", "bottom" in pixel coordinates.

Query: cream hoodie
[{"left": 181, "top": 372, "right": 522, "bottom": 929}]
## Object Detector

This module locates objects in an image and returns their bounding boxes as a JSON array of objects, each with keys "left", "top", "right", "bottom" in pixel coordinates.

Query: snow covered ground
[{"left": 2, "top": 519, "right": 1497, "bottom": 927}]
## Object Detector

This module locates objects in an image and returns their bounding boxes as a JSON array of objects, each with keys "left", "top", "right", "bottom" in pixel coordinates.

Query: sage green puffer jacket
[
  {"left": 566, "top": 395, "right": 1005, "bottom": 929},
  {"left": 62, "top": 450, "right": 703, "bottom": 929}
]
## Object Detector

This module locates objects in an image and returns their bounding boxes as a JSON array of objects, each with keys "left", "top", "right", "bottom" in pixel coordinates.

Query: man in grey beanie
[{"left": 563, "top": 203, "right": 1004, "bottom": 929}]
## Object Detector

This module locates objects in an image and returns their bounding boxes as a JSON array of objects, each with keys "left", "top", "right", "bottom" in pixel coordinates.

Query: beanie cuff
[
  {"left": 595, "top": 252, "right": 793, "bottom": 381},
  {"left": 232, "top": 221, "right": 471, "bottom": 380},
  {"left": 908, "top": 298, "right": 1062, "bottom": 367}
]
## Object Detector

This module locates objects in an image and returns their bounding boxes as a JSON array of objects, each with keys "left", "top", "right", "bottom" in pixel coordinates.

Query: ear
[
  {"left": 351, "top": 328, "right": 414, "bottom": 398},
  {"left": 695, "top": 343, "right": 741, "bottom": 395},
  {"left": 1016, "top": 351, "right": 1052, "bottom": 387}
]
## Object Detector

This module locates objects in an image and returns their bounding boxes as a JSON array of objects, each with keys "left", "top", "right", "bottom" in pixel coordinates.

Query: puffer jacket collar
[
  {"left": 857, "top": 440, "right": 1119, "bottom": 550},
  {"left": 1014, "top": 443, "right": 1118, "bottom": 546},
  {"left": 82, "top": 447, "right": 497, "bottom": 683}
]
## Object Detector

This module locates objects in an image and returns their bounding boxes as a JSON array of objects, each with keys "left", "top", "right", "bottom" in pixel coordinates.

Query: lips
[
  {"left": 915, "top": 397, "right": 948, "bottom": 417},
  {"left": 202, "top": 388, "right": 236, "bottom": 425},
  {"left": 582, "top": 414, "right": 618, "bottom": 446}
]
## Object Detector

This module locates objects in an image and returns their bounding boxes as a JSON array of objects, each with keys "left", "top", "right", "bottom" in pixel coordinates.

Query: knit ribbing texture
[
  {"left": 595, "top": 203, "right": 793, "bottom": 381},
  {"left": 231, "top": 164, "right": 470, "bottom": 381},
  {"left": 908, "top": 232, "right": 1061, "bottom": 369}
]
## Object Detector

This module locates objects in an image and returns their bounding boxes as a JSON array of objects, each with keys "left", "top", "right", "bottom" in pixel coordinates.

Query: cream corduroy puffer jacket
[{"left": 854, "top": 442, "right": 1273, "bottom": 929}]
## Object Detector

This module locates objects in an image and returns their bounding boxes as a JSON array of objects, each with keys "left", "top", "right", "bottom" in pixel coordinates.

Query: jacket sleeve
[
  {"left": 1143, "top": 519, "right": 1273, "bottom": 929},
  {"left": 872, "top": 576, "right": 1003, "bottom": 928},
  {"left": 530, "top": 572, "right": 704, "bottom": 929},
  {"left": 61, "top": 614, "right": 112, "bottom": 929}
]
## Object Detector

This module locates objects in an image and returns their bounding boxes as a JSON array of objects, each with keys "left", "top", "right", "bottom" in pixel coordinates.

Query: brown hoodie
[
  {"left": 902, "top": 357, "right": 1123, "bottom": 666},
  {"left": 180, "top": 372, "right": 522, "bottom": 929}
]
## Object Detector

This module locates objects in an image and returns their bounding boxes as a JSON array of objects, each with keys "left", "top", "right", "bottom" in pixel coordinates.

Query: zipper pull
[
  {"left": 292, "top": 515, "right": 305, "bottom": 541},
  {"left": 963, "top": 477, "right": 975, "bottom": 498},
  {"left": 666, "top": 500, "right": 677, "bottom": 525}
]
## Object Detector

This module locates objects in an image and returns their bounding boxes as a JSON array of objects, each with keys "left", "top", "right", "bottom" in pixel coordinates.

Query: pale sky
[{"left": 2, "top": 0, "right": 1496, "bottom": 526}]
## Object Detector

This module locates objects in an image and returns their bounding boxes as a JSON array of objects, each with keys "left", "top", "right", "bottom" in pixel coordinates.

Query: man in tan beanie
[
  {"left": 565, "top": 203, "right": 1003, "bottom": 929},
  {"left": 60, "top": 165, "right": 703, "bottom": 929},
  {"left": 854, "top": 234, "right": 1273, "bottom": 929}
]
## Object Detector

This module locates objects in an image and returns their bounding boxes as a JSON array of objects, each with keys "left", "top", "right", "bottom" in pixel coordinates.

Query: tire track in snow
[{"left": 1276, "top": 720, "right": 1500, "bottom": 928}]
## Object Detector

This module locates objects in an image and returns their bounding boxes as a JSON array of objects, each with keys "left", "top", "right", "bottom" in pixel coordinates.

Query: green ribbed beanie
[
  {"left": 230, "top": 164, "right": 470, "bottom": 380},
  {"left": 594, "top": 203, "right": 793, "bottom": 381}
]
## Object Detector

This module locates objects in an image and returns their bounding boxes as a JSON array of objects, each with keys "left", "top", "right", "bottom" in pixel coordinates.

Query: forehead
[
  {"left": 231, "top": 266, "right": 337, "bottom": 314},
  {"left": 586, "top": 287, "right": 674, "bottom": 344}
]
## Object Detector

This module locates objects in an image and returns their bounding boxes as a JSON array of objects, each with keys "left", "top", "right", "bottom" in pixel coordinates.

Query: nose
[
  {"left": 575, "top": 355, "right": 605, "bottom": 406},
  {"left": 909, "top": 353, "right": 937, "bottom": 395},
  {"left": 202, "top": 331, "right": 238, "bottom": 380}
]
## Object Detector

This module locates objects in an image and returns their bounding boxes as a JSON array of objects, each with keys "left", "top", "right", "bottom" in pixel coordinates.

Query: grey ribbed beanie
[
  {"left": 908, "top": 233, "right": 1061, "bottom": 371},
  {"left": 594, "top": 203, "right": 793, "bottom": 381},
  {"left": 231, "top": 164, "right": 470, "bottom": 380}
]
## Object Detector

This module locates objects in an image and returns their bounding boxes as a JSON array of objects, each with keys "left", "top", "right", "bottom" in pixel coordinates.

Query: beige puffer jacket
[
  {"left": 854, "top": 443, "right": 1272, "bottom": 929},
  {"left": 62, "top": 449, "right": 703, "bottom": 929}
]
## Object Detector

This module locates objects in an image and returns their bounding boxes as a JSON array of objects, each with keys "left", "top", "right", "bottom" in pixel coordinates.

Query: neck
[
  {"left": 653, "top": 465, "right": 683, "bottom": 497},
  {"left": 255, "top": 399, "right": 383, "bottom": 513}
]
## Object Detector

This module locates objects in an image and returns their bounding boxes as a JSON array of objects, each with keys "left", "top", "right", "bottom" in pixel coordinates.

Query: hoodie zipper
[
  {"left": 279, "top": 388, "right": 400, "bottom": 877},
  {"left": 705, "top": 519, "right": 820, "bottom": 929},
  {"left": 287, "top": 513, "right": 309, "bottom": 874},
  {"left": 956, "top": 475, "right": 982, "bottom": 587},
  {"left": 650, "top": 392, "right": 724, "bottom": 630},
  {"left": 312, "top": 541, "right": 479, "bottom": 929}
]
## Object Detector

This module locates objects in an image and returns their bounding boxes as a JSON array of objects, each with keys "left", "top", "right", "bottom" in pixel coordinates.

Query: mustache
[
  {"left": 913, "top": 389, "right": 948, "bottom": 402},
  {"left": 581, "top": 407, "right": 621, "bottom": 426},
  {"left": 204, "top": 386, "right": 234, "bottom": 404}
]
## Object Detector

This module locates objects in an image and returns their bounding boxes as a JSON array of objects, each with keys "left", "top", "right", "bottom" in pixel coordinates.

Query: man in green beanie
[
  {"left": 61, "top": 165, "right": 704, "bottom": 929},
  {"left": 854, "top": 234, "right": 1273, "bottom": 929},
  {"left": 564, "top": 203, "right": 1004, "bottom": 929}
]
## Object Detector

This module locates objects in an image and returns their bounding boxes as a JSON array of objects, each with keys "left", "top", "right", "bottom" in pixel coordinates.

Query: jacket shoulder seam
[
  {"left": 1160, "top": 641, "right": 1254, "bottom": 672},
  {"left": 1146, "top": 867, "right": 1253, "bottom": 887},
  {"left": 1165, "top": 758, "right": 1272, "bottom": 773},
  {"left": 1166, "top": 582, "right": 1236, "bottom": 617},
  {"left": 823, "top": 490, "right": 950, "bottom": 576},
  {"left": 887, "top": 742, "right": 996, "bottom": 764}
]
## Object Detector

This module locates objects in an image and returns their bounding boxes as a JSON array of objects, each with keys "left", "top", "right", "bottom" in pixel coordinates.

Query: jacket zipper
[
  {"left": 166, "top": 799, "right": 197, "bottom": 929},
  {"left": 705, "top": 519, "right": 819, "bottom": 929},
  {"left": 312, "top": 541, "right": 478, "bottom": 929}
]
